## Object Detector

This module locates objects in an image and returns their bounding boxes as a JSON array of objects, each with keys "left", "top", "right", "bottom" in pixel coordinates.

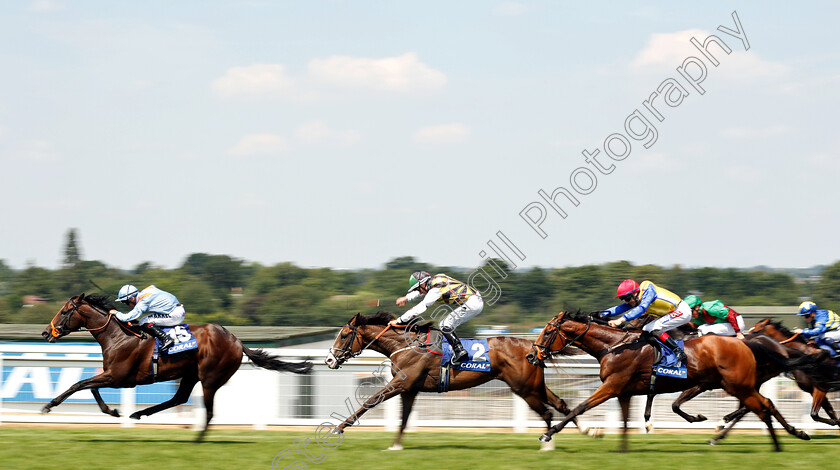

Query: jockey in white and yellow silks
[
  {"left": 794, "top": 301, "right": 840, "bottom": 357},
  {"left": 603, "top": 279, "right": 691, "bottom": 362},
  {"left": 390, "top": 271, "right": 484, "bottom": 366}
]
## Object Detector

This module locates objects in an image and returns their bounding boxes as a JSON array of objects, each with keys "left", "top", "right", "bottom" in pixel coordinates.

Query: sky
[{"left": 1, "top": 1, "right": 839, "bottom": 272}]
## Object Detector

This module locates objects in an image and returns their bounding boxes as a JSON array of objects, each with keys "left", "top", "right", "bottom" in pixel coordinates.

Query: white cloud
[
  {"left": 212, "top": 64, "right": 296, "bottom": 99},
  {"left": 721, "top": 125, "right": 791, "bottom": 139},
  {"left": 29, "top": 0, "right": 65, "bottom": 12},
  {"left": 631, "top": 29, "right": 788, "bottom": 79},
  {"left": 307, "top": 52, "right": 446, "bottom": 92},
  {"left": 809, "top": 153, "right": 840, "bottom": 171},
  {"left": 412, "top": 123, "right": 471, "bottom": 144},
  {"left": 228, "top": 134, "right": 287, "bottom": 157},
  {"left": 15, "top": 140, "right": 62, "bottom": 162},
  {"left": 294, "top": 120, "right": 361, "bottom": 147},
  {"left": 492, "top": 2, "right": 529, "bottom": 16},
  {"left": 724, "top": 165, "right": 762, "bottom": 183}
]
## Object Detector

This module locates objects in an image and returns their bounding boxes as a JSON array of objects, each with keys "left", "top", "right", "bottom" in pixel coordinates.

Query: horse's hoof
[
  {"left": 129, "top": 412, "right": 142, "bottom": 420},
  {"left": 539, "top": 433, "right": 552, "bottom": 443},
  {"left": 645, "top": 421, "right": 654, "bottom": 434},
  {"left": 385, "top": 444, "right": 403, "bottom": 451},
  {"left": 331, "top": 427, "right": 344, "bottom": 435},
  {"left": 539, "top": 440, "right": 555, "bottom": 451},
  {"left": 709, "top": 439, "right": 718, "bottom": 446},
  {"left": 40, "top": 406, "right": 51, "bottom": 414},
  {"left": 109, "top": 409, "right": 121, "bottom": 418},
  {"left": 696, "top": 414, "right": 707, "bottom": 422},
  {"left": 798, "top": 431, "right": 811, "bottom": 441}
]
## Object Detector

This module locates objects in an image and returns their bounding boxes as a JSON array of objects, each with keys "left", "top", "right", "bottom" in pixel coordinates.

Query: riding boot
[
  {"left": 140, "top": 323, "right": 175, "bottom": 352},
  {"left": 663, "top": 336, "right": 687, "bottom": 363},
  {"left": 441, "top": 327, "right": 468, "bottom": 366}
]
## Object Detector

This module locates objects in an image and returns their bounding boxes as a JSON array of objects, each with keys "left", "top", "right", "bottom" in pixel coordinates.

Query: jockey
[
  {"left": 794, "top": 301, "right": 840, "bottom": 357},
  {"left": 604, "top": 279, "right": 691, "bottom": 363},
  {"left": 389, "top": 270, "right": 483, "bottom": 366},
  {"left": 109, "top": 285, "right": 184, "bottom": 352},
  {"left": 685, "top": 295, "right": 746, "bottom": 340}
]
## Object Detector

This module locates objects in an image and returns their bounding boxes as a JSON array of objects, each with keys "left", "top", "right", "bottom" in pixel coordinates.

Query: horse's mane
[
  {"left": 82, "top": 293, "right": 116, "bottom": 312},
  {"left": 356, "top": 311, "right": 396, "bottom": 326},
  {"left": 767, "top": 319, "right": 797, "bottom": 338}
]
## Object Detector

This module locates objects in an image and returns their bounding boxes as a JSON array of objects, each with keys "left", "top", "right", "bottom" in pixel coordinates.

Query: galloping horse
[
  {"left": 324, "top": 312, "right": 585, "bottom": 450},
  {"left": 527, "top": 312, "right": 820, "bottom": 451},
  {"left": 42, "top": 293, "right": 312, "bottom": 440}
]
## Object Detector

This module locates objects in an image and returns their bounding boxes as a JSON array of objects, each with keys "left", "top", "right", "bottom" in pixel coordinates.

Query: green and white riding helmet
[{"left": 407, "top": 271, "right": 432, "bottom": 293}]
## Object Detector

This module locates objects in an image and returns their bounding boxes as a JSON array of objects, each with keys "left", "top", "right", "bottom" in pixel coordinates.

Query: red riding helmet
[{"left": 615, "top": 279, "right": 640, "bottom": 298}]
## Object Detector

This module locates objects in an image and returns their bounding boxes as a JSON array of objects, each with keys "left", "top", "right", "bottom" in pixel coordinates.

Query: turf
[{"left": 1, "top": 427, "right": 839, "bottom": 470}]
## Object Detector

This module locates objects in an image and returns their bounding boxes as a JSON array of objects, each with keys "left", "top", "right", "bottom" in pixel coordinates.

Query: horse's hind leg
[
  {"left": 618, "top": 395, "right": 631, "bottom": 453},
  {"left": 762, "top": 395, "right": 809, "bottom": 441},
  {"left": 91, "top": 388, "right": 120, "bottom": 418},
  {"left": 195, "top": 383, "right": 219, "bottom": 443},
  {"left": 671, "top": 385, "right": 710, "bottom": 423},
  {"left": 741, "top": 393, "right": 781, "bottom": 452},
  {"left": 387, "top": 390, "right": 419, "bottom": 451},
  {"left": 130, "top": 374, "right": 199, "bottom": 420},
  {"left": 811, "top": 389, "right": 840, "bottom": 426},
  {"left": 710, "top": 406, "right": 748, "bottom": 445}
]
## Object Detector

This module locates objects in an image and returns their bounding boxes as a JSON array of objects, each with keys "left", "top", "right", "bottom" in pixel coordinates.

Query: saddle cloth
[
  {"left": 153, "top": 324, "right": 198, "bottom": 355},
  {"left": 652, "top": 339, "right": 687, "bottom": 379}
]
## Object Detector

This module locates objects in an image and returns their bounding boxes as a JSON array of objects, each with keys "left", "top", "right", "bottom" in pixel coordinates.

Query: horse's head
[
  {"left": 43, "top": 294, "right": 89, "bottom": 342},
  {"left": 42, "top": 293, "right": 114, "bottom": 342},
  {"left": 325, "top": 313, "right": 362, "bottom": 369},
  {"left": 527, "top": 312, "right": 586, "bottom": 367},
  {"left": 747, "top": 318, "right": 772, "bottom": 335}
]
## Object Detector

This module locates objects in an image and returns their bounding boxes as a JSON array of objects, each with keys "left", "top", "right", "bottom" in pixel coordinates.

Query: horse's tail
[{"left": 242, "top": 344, "right": 313, "bottom": 374}]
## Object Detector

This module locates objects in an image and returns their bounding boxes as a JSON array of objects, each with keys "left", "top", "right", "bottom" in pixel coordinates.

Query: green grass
[{"left": 1, "top": 427, "right": 839, "bottom": 470}]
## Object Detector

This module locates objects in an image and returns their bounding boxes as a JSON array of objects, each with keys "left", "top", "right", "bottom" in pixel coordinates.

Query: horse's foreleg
[
  {"left": 544, "top": 387, "right": 586, "bottom": 435},
  {"left": 618, "top": 395, "right": 631, "bottom": 453},
  {"left": 539, "top": 382, "right": 619, "bottom": 442},
  {"left": 91, "top": 388, "right": 120, "bottom": 418},
  {"left": 710, "top": 406, "right": 748, "bottom": 445},
  {"left": 336, "top": 380, "right": 407, "bottom": 432},
  {"left": 131, "top": 375, "right": 199, "bottom": 421},
  {"left": 387, "top": 390, "right": 419, "bottom": 451},
  {"left": 41, "top": 373, "right": 116, "bottom": 414},
  {"left": 671, "top": 385, "right": 710, "bottom": 423}
]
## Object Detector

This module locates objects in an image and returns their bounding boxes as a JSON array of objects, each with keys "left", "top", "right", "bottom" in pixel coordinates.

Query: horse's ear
[
  {"left": 77, "top": 292, "right": 86, "bottom": 300},
  {"left": 350, "top": 313, "right": 361, "bottom": 324}
]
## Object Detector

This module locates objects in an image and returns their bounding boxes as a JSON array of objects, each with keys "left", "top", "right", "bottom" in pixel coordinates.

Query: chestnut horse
[
  {"left": 42, "top": 293, "right": 312, "bottom": 440},
  {"left": 527, "top": 312, "right": 821, "bottom": 451},
  {"left": 324, "top": 312, "right": 584, "bottom": 450}
]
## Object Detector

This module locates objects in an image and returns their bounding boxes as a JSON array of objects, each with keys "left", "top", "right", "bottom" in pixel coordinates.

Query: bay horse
[
  {"left": 324, "top": 312, "right": 586, "bottom": 450},
  {"left": 527, "top": 311, "right": 821, "bottom": 451},
  {"left": 41, "top": 293, "right": 312, "bottom": 440}
]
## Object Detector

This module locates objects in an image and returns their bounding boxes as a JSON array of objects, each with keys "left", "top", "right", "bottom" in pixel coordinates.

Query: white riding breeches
[
  {"left": 439, "top": 295, "right": 484, "bottom": 330},
  {"left": 642, "top": 301, "right": 692, "bottom": 334},
  {"left": 139, "top": 304, "right": 185, "bottom": 327},
  {"left": 698, "top": 316, "right": 746, "bottom": 336}
]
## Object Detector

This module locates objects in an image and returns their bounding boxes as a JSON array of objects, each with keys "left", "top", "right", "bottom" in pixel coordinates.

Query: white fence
[{"left": 2, "top": 343, "right": 839, "bottom": 432}]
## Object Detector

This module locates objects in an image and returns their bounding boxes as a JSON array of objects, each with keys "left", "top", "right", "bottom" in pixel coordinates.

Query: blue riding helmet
[
  {"left": 116, "top": 284, "right": 139, "bottom": 302},
  {"left": 798, "top": 301, "right": 817, "bottom": 316}
]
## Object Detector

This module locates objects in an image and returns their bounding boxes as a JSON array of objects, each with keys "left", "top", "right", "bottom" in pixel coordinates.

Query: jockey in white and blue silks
[
  {"left": 794, "top": 301, "right": 840, "bottom": 358},
  {"left": 109, "top": 285, "right": 185, "bottom": 352},
  {"left": 602, "top": 279, "right": 692, "bottom": 363}
]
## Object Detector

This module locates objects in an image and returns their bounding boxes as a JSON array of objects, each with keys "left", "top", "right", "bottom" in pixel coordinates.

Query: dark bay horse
[
  {"left": 324, "top": 312, "right": 585, "bottom": 450},
  {"left": 42, "top": 293, "right": 312, "bottom": 440},
  {"left": 527, "top": 312, "right": 820, "bottom": 451}
]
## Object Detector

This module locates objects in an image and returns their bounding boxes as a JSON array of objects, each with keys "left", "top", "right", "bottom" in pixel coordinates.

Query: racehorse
[
  {"left": 527, "top": 311, "right": 821, "bottom": 451},
  {"left": 324, "top": 311, "right": 586, "bottom": 451},
  {"left": 41, "top": 293, "right": 312, "bottom": 441}
]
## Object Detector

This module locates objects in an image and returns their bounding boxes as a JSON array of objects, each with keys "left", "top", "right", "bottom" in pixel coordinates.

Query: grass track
[{"left": 2, "top": 427, "right": 840, "bottom": 470}]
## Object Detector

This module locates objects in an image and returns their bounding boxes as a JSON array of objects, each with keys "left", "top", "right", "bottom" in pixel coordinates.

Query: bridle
[
  {"left": 329, "top": 321, "right": 394, "bottom": 366},
  {"left": 49, "top": 297, "right": 141, "bottom": 339},
  {"left": 531, "top": 313, "right": 592, "bottom": 361}
]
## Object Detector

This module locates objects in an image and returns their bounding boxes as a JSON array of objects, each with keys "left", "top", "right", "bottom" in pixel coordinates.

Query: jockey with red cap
[{"left": 603, "top": 279, "right": 691, "bottom": 363}]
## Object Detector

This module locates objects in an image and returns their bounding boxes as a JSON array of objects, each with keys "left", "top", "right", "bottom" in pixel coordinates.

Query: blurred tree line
[{"left": 0, "top": 229, "right": 834, "bottom": 331}]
